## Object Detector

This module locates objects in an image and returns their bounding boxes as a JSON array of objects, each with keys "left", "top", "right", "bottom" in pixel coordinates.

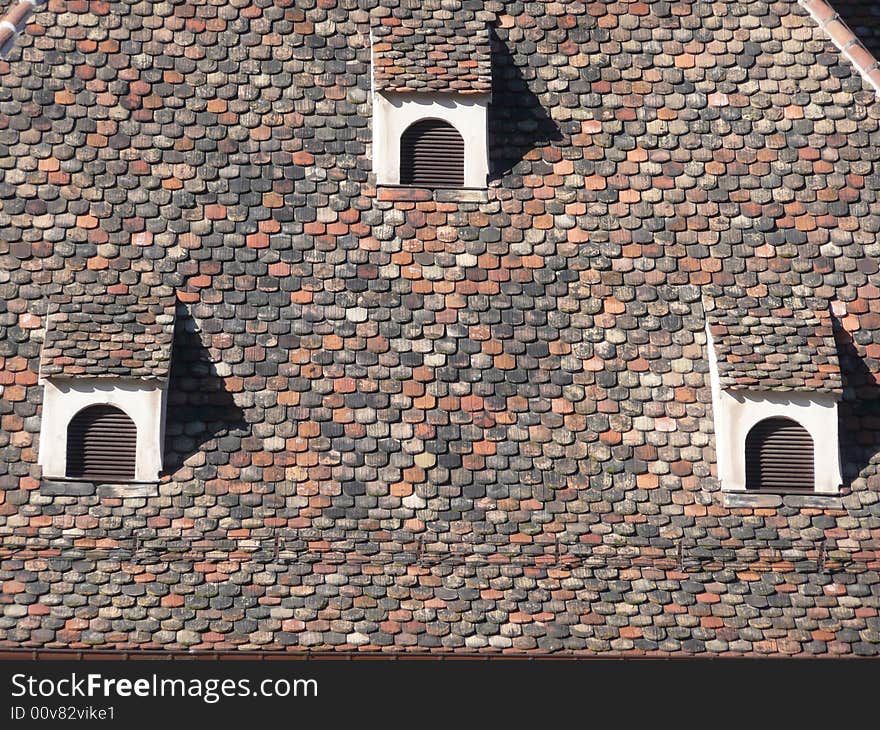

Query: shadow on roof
[
  {"left": 162, "top": 308, "right": 248, "bottom": 478},
  {"left": 832, "top": 314, "right": 880, "bottom": 488},
  {"left": 487, "top": 27, "right": 563, "bottom": 181}
]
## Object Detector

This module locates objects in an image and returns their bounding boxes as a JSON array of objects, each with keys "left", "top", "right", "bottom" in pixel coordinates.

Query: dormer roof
[
  {"left": 706, "top": 298, "right": 842, "bottom": 395},
  {"left": 372, "top": 1, "right": 492, "bottom": 94},
  {"left": 40, "top": 286, "right": 177, "bottom": 381}
]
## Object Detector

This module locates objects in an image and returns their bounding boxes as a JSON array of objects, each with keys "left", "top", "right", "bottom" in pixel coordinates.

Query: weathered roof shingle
[
  {"left": 372, "top": 1, "right": 492, "bottom": 94},
  {"left": 707, "top": 299, "right": 842, "bottom": 394},
  {"left": 40, "top": 288, "right": 177, "bottom": 380}
]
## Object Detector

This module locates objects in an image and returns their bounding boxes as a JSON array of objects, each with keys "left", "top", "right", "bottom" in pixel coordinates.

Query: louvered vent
[
  {"left": 400, "top": 119, "right": 465, "bottom": 188},
  {"left": 745, "top": 417, "right": 814, "bottom": 491},
  {"left": 66, "top": 405, "right": 137, "bottom": 482}
]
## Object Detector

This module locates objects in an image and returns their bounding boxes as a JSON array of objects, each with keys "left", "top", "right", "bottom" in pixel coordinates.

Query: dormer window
[
  {"left": 371, "top": 7, "right": 490, "bottom": 190},
  {"left": 400, "top": 118, "right": 465, "bottom": 188},
  {"left": 37, "top": 289, "right": 176, "bottom": 493},
  {"left": 745, "top": 417, "right": 815, "bottom": 492},
  {"left": 66, "top": 404, "right": 138, "bottom": 482},
  {"left": 705, "top": 299, "right": 842, "bottom": 496}
]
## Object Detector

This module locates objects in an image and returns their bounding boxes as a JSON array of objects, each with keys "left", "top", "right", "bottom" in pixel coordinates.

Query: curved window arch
[
  {"left": 400, "top": 118, "right": 465, "bottom": 188},
  {"left": 745, "top": 416, "right": 814, "bottom": 491},
  {"left": 66, "top": 404, "right": 137, "bottom": 481}
]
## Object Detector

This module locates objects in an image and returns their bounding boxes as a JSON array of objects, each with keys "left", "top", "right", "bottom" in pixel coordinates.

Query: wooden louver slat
[
  {"left": 745, "top": 417, "right": 814, "bottom": 491},
  {"left": 66, "top": 404, "right": 137, "bottom": 482},
  {"left": 400, "top": 119, "right": 465, "bottom": 188}
]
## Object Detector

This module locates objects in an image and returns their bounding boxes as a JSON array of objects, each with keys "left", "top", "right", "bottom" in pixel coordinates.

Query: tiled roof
[
  {"left": 372, "top": 1, "right": 493, "bottom": 94},
  {"left": 707, "top": 299, "right": 842, "bottom": 394},
  {"left": 40, "top": 287, "right": 177, "bottom": 380},
  {"left": 2, "top": 0, "right": 880, "bottom": 658}
]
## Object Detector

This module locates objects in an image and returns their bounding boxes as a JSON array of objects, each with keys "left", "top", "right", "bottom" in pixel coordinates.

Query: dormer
[
  {"left": 705, "top": 296, "right": 843, "bottom": 499},
  {"left": 37, "top": 286, "right": 177, "bottom": 496},
  {"left": 371, "top": 2, "right": 492, "bottom": 190}
]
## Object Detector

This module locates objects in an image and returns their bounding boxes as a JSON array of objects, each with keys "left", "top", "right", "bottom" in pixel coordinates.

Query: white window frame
[
  {"left": 38, "top": 377, "right": 167, "bottom": 482},
  {"left": 372, "top": 91, "right": 489, "bottom": 188}
]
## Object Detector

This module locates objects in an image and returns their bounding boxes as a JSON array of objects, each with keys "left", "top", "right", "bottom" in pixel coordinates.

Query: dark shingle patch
[{"left": 40, "top": 287, "right": 177, "bottom": 381}]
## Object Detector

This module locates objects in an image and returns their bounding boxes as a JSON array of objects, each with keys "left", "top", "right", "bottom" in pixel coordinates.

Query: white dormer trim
[
  {"left": 38, "top": 378, "right": 167, "bottom": 482},
  {"left": 373, "top": 91, "right": 489, "bottom": 188}
]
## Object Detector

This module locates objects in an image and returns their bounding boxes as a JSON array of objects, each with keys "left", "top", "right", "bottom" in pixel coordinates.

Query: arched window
[
  {"left": 745, "top": 417, "right": 814, "bottom": 491},
  {"left": 66, "top": 404, "right": 137, "bottom": 482},
  {"left": 400, "top": 118, "right": 465, "bottom": 188}
]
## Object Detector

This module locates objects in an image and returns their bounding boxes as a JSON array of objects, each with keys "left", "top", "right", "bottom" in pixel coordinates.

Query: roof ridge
[
  {"left": 0, "top": 0, "right": 46, "bottom": 59},
  {"left": 800, "top": 0, "right": 880, "bottom": 95}
]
